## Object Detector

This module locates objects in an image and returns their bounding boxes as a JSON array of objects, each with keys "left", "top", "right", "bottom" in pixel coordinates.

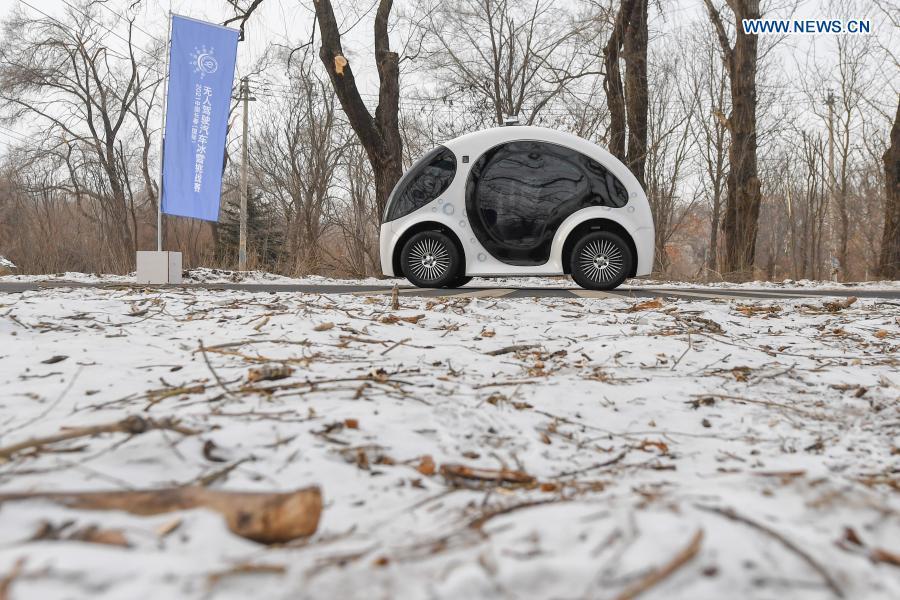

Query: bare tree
[
  {"left": 645, "top": 46, "right": 697, "bottom": 273},
  {"left": 683, "top": 26, "right": 729, "bottom": 277},
  {"left": 794, "top": 132, "right": 829, "bottom": 279},
  {"left": 252, "top": 48, "right": 343, "bottom": 275},
  {"left": 798, "top": 15, "right": 874, "bottom": 279},
  {"left": 413, "top": 0, "right": 602, "bottom": 127},
  {"left": 879, "top": 97, "right": 900, "bottom": 278},
  {"left": 0, "top": 3, "right": 159, "bottom": 271},
  {"left": 601, "top": 0, "right": 648, "bottom": 188},
  {"left": 330, "top": 141, "right": 380, "bottom": 276},
  {"left": 313, "top": 0, "right": 403, "bottom": 241},
  {"left": 703, "top": 0, "right": 762, "bottom": 281}
]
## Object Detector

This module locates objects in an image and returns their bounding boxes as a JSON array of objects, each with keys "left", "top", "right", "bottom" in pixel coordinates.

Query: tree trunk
[
  {"left": 623, "top": 0, "right": 648, "bottom": 189},
  {"left": 313, "top": 0, "right": 402, "bottom": 252},
  {"left": 602, "top": 0, "right": 636, "bottom": 162},
  {"left": 707, "top": 191, "right": 721, "bottom": 275},
  {"left": 879, "top": 97, "right": 900, "bottom": 279},
  {"left": 705, "top": 0, "right": 762, "bottom": 282}
]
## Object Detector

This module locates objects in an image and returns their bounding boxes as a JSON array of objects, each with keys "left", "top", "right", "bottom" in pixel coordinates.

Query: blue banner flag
[{"left": 160, "top": 15, "right": 238, "bottom": 221}]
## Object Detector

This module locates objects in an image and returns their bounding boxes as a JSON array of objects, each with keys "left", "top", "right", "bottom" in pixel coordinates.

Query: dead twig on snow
[
  {"left": 0, "top": 415, "right": 199, "bottom": 462},
  {"left": 440, "top": 464, "right": 536, "bottom": 490},
  {"left": 0, "top": 558, "right": 25, "bottom": 600},
  {"left": 696, "top": 505, "right": 843, "bottom": 598},
  {"left": 468, "top": 499, "right": 563, "bottom": 532},
  {"left": 0, "top": 486, "right": 322, "bottom": 544},
  {"left": 612, "top": 528, "right": 703, "bottom": 600},
  {"left": 484, "top": 343, "right": 540, "bottom": 356},
  {"left": 199, "top": 339, "right": 237, "bottom": 400},
  {"left": 555, "top": 450, "right": 629, "bottom": 479}
]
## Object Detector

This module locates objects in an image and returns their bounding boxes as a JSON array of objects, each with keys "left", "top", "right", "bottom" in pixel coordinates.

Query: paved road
[{"left": 1, "top": 280, "right": 898, "bottom": 301}]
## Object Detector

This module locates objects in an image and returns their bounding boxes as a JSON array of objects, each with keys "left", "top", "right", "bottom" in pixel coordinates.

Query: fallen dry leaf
[
  {"left": 440, "top": 464, "right": 536, "bottom": 489},
  {"left": 839, "top": 527, "right": 900, "bottom": 568},
  {"left": 486, "top": 393, "right": 505, "bottom": 406},
  {"left": 843, "top": 526, "right": 864, "bottom": 546},
  {"left": 72, "top": 525, "right": 129, "bottom": 547},
  {"left": 734, "top": 304, "right": 781, "bottom": 317},
  {"left": 0, "top": 558, "right": 25, "bottom": 600},
  {"left": 416, "top": 455, "right": 436, "bottom": 476},
  {"left": 823, "top": 296, "right": 857, "bottom": 312},
  {"left": 368, "top": 367, "right": 390, "bottom": 383},
  {"left": 247, "top": 365, "right": 294, "bottom": 383},
  {"left": 31, "top": 521, "right": 129, "bottom": 547},
  {"left": 253, "top": 316, "right": 270, "bottom": 331},
  {"left": 156, "top": 517, "right": 182, "bottom": 538},
  {"left": 628, "top": 298, "right": 664, "bottom": 312},
  {"left": 637, "top": 439, "right": 670, "bottom": 455},
  {"left": 870, "top": 547, "right": 900, "bottom": 568},
  {"left": 202, "top": 439, "right": 227, "bottom": 462},
  {"left": 380, "top": 314, "right": 425, "bottom": 325},
  {"left": 207, "top": 562, "right": 286, "bottom": 585},
  {"left": 41, "top": 355, "right": 68, "bottom": 364},
  {"left": 373, "top": 556, "right": 390, "bottom": 567},
  {"left": 731, "top": 366, "right": 751, "bottom": 382}
]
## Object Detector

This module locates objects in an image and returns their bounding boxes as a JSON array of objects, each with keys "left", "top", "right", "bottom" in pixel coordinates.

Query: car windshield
[{"left": 382, "top": 146, "right": 457, "bottom": 223}]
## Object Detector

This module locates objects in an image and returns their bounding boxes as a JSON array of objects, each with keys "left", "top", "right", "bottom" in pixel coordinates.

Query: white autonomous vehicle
[{"left": 379, "top": 126, "right": 654, "bottom": 290}]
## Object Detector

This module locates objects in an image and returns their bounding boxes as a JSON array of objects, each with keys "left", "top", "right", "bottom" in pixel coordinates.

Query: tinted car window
[
  {"left": 383, "top": 146, "right": 456, "bottom": 222},
  {"left": 465, "top": 140, "right": 628, "bottom": 265}
]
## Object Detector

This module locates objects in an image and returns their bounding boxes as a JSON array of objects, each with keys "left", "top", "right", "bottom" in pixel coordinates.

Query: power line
[
  {"left": 20, "top": 0, "right": 157, "bottom": 66},
  {"left": 87, "top": 0, "right": 166, "bottom": 45},
  {"left": 0, "top": 125, "right": 31, "bottom": 144}
]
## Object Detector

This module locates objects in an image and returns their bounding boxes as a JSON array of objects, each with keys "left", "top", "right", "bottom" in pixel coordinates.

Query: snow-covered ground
[
  {"left": 2, "top": 268, "right": 900, "bottom": 291},
  {"left": 0, "top": 285, "right": 898, "bottom": 599}
]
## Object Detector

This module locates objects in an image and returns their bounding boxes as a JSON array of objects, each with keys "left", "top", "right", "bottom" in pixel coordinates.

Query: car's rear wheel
[
  {"left": 401, "top": 231, "right": 462, "bottom": 288},
  {"left": 570, "top": 231, "right": 632, "bottom": 290}
]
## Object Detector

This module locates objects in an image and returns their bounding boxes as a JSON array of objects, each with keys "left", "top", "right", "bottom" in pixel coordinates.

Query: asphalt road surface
[{"left": 1, "top": 280, "right": 899, "bottom": 301}]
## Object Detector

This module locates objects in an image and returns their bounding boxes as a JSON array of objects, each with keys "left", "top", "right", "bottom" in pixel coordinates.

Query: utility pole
[{"left": 237, "top": 76, "right": 256, "bottom": 271}]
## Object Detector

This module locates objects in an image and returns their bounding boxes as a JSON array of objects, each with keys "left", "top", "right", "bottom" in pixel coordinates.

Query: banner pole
[{"left": 156, "top": 11, "right": 173, "bottom": 252}]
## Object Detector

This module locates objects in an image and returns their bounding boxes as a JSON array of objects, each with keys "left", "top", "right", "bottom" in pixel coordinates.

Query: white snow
[
  {"left": 2, "top": 269, "right": 899, "bottom": 292},
  {"left": 630, "top": 277, "right": 900, "bottom": 291},
  {"left": 0, "top": 256, "right": 15, "bottom": 270},
  {"left": 0, "top": 285, "right": 898, "bottom": 599}
]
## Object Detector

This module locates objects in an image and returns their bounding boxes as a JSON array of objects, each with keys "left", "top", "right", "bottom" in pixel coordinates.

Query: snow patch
[{"left": 0, "top": 285, "right": 897, "bottom": 598}]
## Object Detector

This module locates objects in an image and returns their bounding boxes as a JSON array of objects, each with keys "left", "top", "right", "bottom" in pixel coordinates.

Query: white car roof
[{"left": 441, "top": 126, "right": 642, "bottom": 193}]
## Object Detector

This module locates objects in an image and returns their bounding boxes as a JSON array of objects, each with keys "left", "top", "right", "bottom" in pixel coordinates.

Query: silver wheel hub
[
  {"left": 408, "top": 238, "right": 450, "bottom": 281},
  {"left": 579, "top": 239, "right": 624, "bottom": 283}
]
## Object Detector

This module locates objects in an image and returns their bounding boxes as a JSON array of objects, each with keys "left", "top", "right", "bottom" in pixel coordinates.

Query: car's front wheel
[
  {"left": 401, "top": 231, "right": 462, "bottom": 288},
  {"left": 443, "top": 275, "right": 472, "bottom": 289},
  {"left": 570, "top": 231, "right": 633, "bottom": 290}
]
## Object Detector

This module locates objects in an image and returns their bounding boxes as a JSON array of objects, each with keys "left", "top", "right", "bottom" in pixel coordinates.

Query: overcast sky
[{"left": 0, "top": 0, "right": 896, "bottom": 153}]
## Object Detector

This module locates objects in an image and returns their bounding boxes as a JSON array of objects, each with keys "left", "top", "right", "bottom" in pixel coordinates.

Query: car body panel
[{"left": 380, "top": 126, "right": 654, "bottom": 278}]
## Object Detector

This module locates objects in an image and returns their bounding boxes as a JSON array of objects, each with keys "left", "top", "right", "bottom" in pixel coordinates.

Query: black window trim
[
  {"left": 382, "top": 145, "right": 457, "bottom": 223},
  {"left": 464, "top": 139, "right": 629, "bottom": 266}
]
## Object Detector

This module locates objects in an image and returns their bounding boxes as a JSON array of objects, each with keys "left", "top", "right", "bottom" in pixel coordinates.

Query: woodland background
[{"left": 0, "top": 0, "right": 897, "bottom": 282}]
